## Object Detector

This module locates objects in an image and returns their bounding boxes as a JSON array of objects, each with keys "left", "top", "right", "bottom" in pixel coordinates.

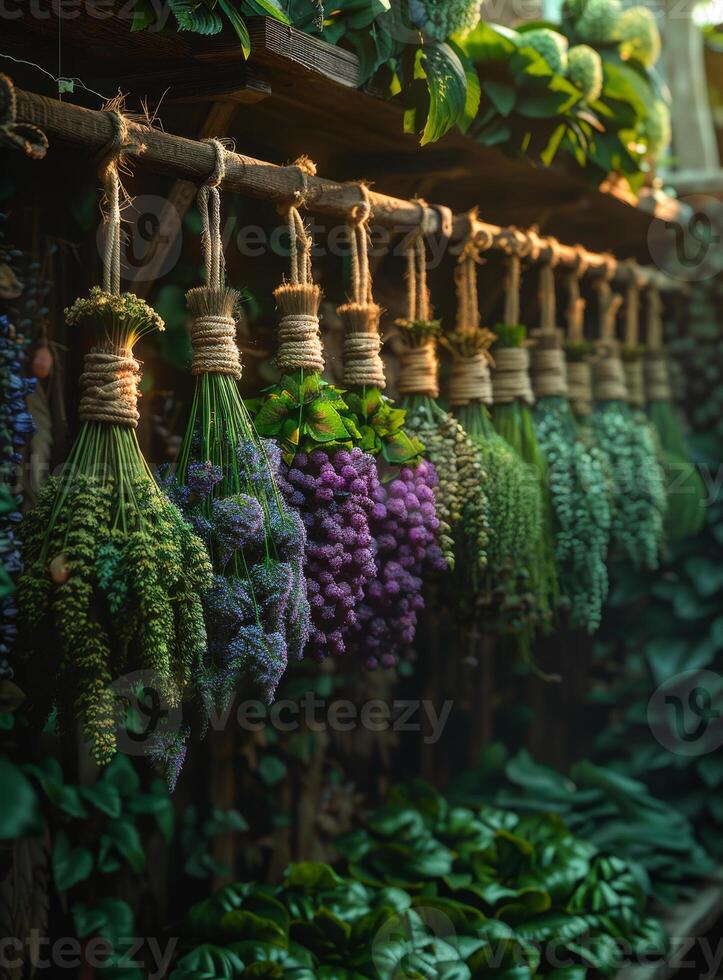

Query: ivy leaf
[
  {"left": 382, "top": 431, "right": 422, "bottom": 464},
  {"left": 462, "top": 22, "right": 517, "bottom": 62},
  {"left": 305, "top": 400, "right": 351, "bottom": 442},
  {"left": 448, "top": 38, "right": 481, "bottom": 133},
  {"left": 482, "top": 79, "right": 516, "bottom": 117},
  {"left": 99, "top": 818, "right": 146, "bottom": 874},
  {"left": 421, "top": 43, "right": 469, "bottom": 145},
  {"left": 73, "top": 897, "right": 135, "bottom": 946},
  {"left": 52, "top": 832, "right": 93, "bottom": 892}
]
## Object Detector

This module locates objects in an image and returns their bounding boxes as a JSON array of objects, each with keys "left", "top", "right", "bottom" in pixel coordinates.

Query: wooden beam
[
  {"left": 89, "top": 65, "right": 272, "bottom": 106},
  {"left": 10, "top": 84, "right": 682, "bottom": 290}
]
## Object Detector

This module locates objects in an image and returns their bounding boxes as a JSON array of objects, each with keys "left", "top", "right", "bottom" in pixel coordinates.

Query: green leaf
[
  {"left": 243, "top": 0, "right": 290, "bottom": 24},
  {"left": 255, "top": 393, "right": 293, "bottom": 436},
  {"left": 0, "top": 758, "right": 41, "bottom": 839},
  {"left": 52, "top": 832, "right": 93, "bottom": 891},
  {"left": 218, "top": 0, "right": 252, "bottom": 57},
  {"left": 304, "top": 400, "right": 351, "bottom": 442},
  {"left": 483, "top": 79, "right": 516, "bottom": 116},
  {"left": 448, "top": 39, "right": 481, "bottom": 132},
  {"left": 258, "top": 755, "right": 287, "bottom": 786},
  {"left": 130, "top": 0, "right": 157, "bottom": 31},
  {"left": 462, "top": 22, "right": 517, "bottom": 62},
  {"left": 421, "top": 43, "right": 469, "bottom": 144},
  {"left": 99, "top": 819, "right": 146, "bottom": 874},
  {"left": 169, "top": 0, "right": 223, "bottom": 34},
  {"left": 73, "top": 897, "right": 135, "bottom": 946}
]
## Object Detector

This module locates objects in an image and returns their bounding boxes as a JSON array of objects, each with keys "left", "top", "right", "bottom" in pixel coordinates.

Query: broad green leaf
[
  {"left": 482, "top": 79, "right": 516, "bottom": 117},
  {"left": 462, "top": 22, "right": 517, "bottom": 62},
  {"left": 52, "top": 832, "right": 93, "bottom": 891},
  {"left": 255, "top": 394, "right": 293, "bottom": 435},
  {"left": 286, "top": 862, "right": 343, "bottom": 891},
  {"left": 218, "top": 0, "right": 252, "bottom": 58},
  {"left": 421, "top": 43, "right": 469, "bottom": 144},
  {"left": 0, "top": 758, "right": 41, "bottom": 839},
  {"left": 304, "top": 400, "right": 351, "bottom": 442}
]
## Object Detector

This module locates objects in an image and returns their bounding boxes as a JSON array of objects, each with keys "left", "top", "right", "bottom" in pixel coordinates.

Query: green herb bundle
[
  {"left": 644, "top": 287, "right": 705, "bottom": 540},
  {"left": 446, "top": 239, "right": 548, "bottom": 634},
  {"left": 531, "top": 255, "right": 611, "bottom": 632},
  {"left": 19, "top": 289, "right": 212, "bottom": 766},
  {"left": 589, "top": 277, "right": 666, "bottom": 570},
  {"left": 168, "top": 161, "right": 310, "bottom": 730},
  {"left": 397, "top": 235, "right": 490, "bottom": 576},
  {"left": 489, "top": 250, "right": 558, "bottom": 620},
  {"left": 337, "top": 214, "right": 423, "bottom": 466}
]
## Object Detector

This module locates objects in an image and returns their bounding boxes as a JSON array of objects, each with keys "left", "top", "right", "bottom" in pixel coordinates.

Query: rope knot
[
  {"left": 0, "top": 73, "right": 48, "bottom": 159},
  {"left": 450, "top": 353, "right": 493, "bottom": 406},
  {"left": 79, "top": 348, "right": 140, "bottom": 427},
  {"left": 398, "top": 344, "right": 439, "bottom": 398}
]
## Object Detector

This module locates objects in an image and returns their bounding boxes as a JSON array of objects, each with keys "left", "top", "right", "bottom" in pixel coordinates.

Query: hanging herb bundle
[
  {"left": 589, "top": 272, "right": 666, "bottom": 570},
  {"left": 530, "top": 244, "right": 611, "bottom": 633},
  {"left": 162, "top": 142, "right": 310, "bottom": 728},
  {"left": 489, "top": 240, "right": 558, "bottom": 621},
  {"left": 444, "top": 232, "right": 547, "bottom": 636},
  {"left": 253, "top": 205, "right": 378, "bottom": 662},
  {"left": 644, "top": 286, "right": 705, "bottom": 540},
  {"left": 336, "top": 208, "right": 446, "bottom": 669},
  {"left": 397, "top": 233, "right": 490, "bottom": 579},
  {"left": 18, "top": 119, "right": 212, "bottom": 767}
]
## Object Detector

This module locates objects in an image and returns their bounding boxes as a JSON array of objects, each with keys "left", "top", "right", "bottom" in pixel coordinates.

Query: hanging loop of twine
[
  {"left": 565, "top": 246, "right": 589, "bottom": 344},
  {"left": 79, "top": 348, "right": 140, "bottom": 426},
  {"left": 274, "top": 198, "right": 324, "bottom": 373},
  {"left": 0, "top": 73, "right": 48, "bottom": 159},
  {"left": 405, "top": 230, "right": 431, "bottom": 322},
  {"left": 567, "top": 361, "right": 593, "bottom": 417},
  {"left": 98, "top": 109, "right": 135, "bottom": 297},
  {"left": 340, "top": 185, "right": 386, "bottom": 388},
  {"left": 497, "top": 227, "right": 532, "bottom": 328},
  {"left": 187, "top": 139, "right": 242, "bottom": 379}
]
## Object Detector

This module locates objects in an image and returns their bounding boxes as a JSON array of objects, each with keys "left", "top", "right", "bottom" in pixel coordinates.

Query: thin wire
[{"left": 0, "top": 53, "right": 113, "bottom": 102}]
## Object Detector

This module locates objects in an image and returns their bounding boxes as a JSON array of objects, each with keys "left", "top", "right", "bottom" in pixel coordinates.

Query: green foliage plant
[
  {"left": 18, "top": 288, "right": 211, "bottom": 766},
  {"left": 531, "top": 258, "right": 611, "bottom": 632},
  {"left": 397, "top": 238, "right": 490, "bottom": 576}
]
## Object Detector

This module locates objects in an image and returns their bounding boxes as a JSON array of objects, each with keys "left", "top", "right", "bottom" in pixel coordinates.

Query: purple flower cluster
[
  {"left": 353, "top": 460, "right": 447, "bottom": 669},
  {"left": 161, "top": 438, "right": 310, "bottom": 708},
  {"left": 278, "top": 447, "right": 379, "bottom": 662},
  {"left": 1, "top": 313, "right": 37, "bottom": 678}
]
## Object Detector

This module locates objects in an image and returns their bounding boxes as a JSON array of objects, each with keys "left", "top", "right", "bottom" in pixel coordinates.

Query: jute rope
[
  {"left": 492, "top": 227, "right": 534, "bottom": 405},
  {"left": 397, "top": 231, "right": 439, "bottom": 397},
  {"left": 339, "top": 187, "right": 386, "bottom": 389},
  {"left": 0, "top": 72, "right": 48, "bottom": 159},
  {"left": 275, "top": 203, "right": 324, "bottom": 373},
  {"left": 591, "top": 268, "right": 628, "bottom": 402},
  {"left": 565, "top": 246, "right": 588, "bottom": 345},
  {"left": 448, "top": 235, "right": 494, "bottom": 406},
  {"left": 398, "top": 343, "right": 439, "bottom": 398},
  {"left": 79, "top": 349, "right": 140, "bottom": 427},
  {"left": 493, "top": 347, "right": 534, "bottom": 405},
  {"left": 188, "top": 139, "right": 242, "bottom": 379},
  {"left": 622, "top": 259, "right": 646, "bottom": 407},
  {"left": 564, "top": 246, "right": 592, "bottom": 415},
  {"left": 644, "top": 287, "right": 672, "bottom": 401},
  {"left": 80, "top": 107, "right": 142, "bottom": 426},
  {"left": 450, "top": 353, "right": 492, "bottom": 406},
  {"left": 531, "top": 242, "right": 568, "bottom": 399}
]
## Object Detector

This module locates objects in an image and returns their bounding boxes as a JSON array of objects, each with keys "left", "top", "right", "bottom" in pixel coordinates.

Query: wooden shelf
[{"left": 9, "top": 9, "right": 678, "bottom": 259}]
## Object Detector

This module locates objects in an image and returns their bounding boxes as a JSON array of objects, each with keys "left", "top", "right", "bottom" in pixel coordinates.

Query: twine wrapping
[
  {"left": 398, "top": 344, "right": 439, "bottom": 398},
  {"left": 592, "top": 344, "right": 628, "bottom": 401},
  {"left": 339, "top": 190, "right": 386, "bottom": 389},
  {"left": 624, "top": 359, "right": 646, "bottom": 408},
  {"left": 492, "top": 347, "right": 534, "bottom": 405},
  {"left": 449, "top": 353, "right": 492, "bottom": 406},
  {"left": 532, "top": 344, "right": 569, "bottom": 398},
  {"left": 645, "top": 352, "right": 672, "bottom": 401},
  {"left": 565, "top": 246, "right": 588, "bottom": 344},
  {"left": 643, "top": 286, "right": 672, "bottom": 402},
  {"left": 275, "top": 205, "right": 324, "bottom": 373},
  {"left": 567, "top": 361, "right": 593, "bottom": 417},
  {"left": 0, "top": 73, "right": 48, "bottom": 159},
  {"left": 187, "top": 139, "right": 242, "bottom": 379},
  {"left": 79, "top": 348, "right": 140, "bottom": 427}
]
